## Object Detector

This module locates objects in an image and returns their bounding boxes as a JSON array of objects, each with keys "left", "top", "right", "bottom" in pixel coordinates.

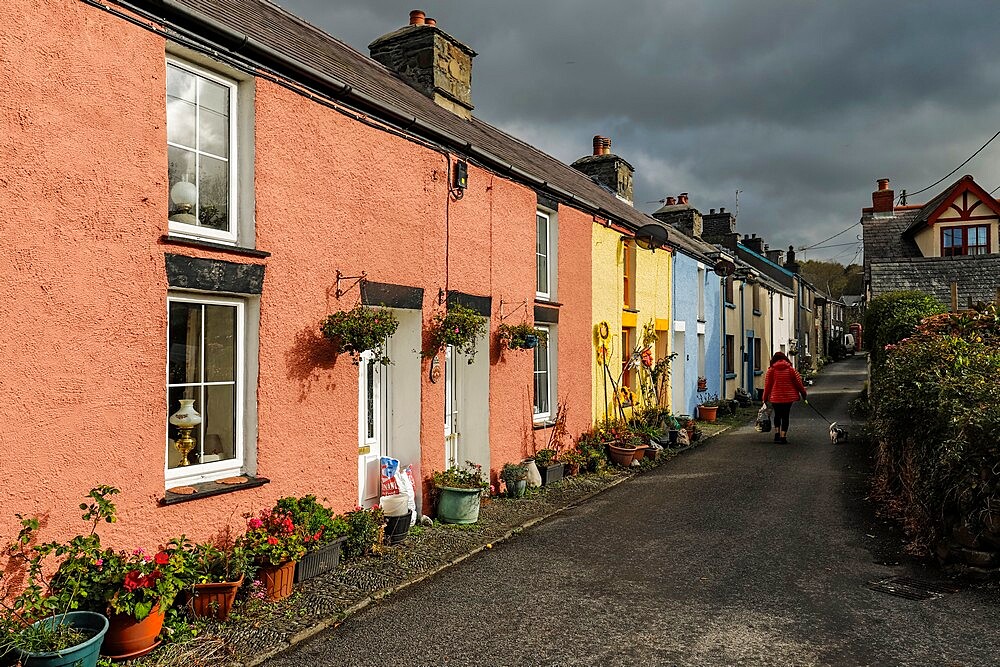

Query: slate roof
[
  {"left": 861, "top": 208, "right": 922, "bottom": 280},
  {"left": 155, "top": 0, "right": 715, "bottom": 260},
  {"left": 869, "top": 255, "right": 1000, "bottom": 305}
]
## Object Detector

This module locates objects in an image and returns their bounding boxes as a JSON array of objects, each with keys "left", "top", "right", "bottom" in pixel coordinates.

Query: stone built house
[
  {"left": 0, "top": 0, "right": 673, "bottom": 547},
  {"left": 862, "top": 175, "right": 1000, "bottom": 308}
]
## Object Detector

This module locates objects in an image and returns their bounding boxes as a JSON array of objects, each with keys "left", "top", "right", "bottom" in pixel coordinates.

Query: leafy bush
[
  {"left": 273, "top": 495, "right": 348, "bottom": 549},
  {"left": 321, "top": 305, "right": 399, "bottom": 365},
  {"left": 863, "top": 291, "right": 944, "bottom": 368},
  {"left": 869, "top": 305, "right": 1000, "bottom": 550},
  {"left": 426, "top": 304, "right": 489, "bottom": 362},
  {"left": 343, "top": 507, "right": 385, "bottom": 559},
  {"left": 432, "top": 461, "right": 489, "bottom": 490}
]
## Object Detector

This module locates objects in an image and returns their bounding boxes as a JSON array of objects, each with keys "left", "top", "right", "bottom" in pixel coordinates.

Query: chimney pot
[
  {"left": 408, "top": 9, "right": 426, "bottom": 25},
  {"left": 877, "top": 178, "right": 890, "bottom": 191},
  {"left": 710, "top": 208, "right": 716, "bottom": 214},
  {"left": 666, "top": 197, "right": 677, "bottom": 205},
  {"left": 592, "top": 135, "right": 604, "bottom": 156},
  {"left": 751, "top": 233, "right": 757, "bottom": 238},
  {"left": 678, "top": 193, "right": 689, "bottom": 205},
  {"left": 424, "top": 17, "right": 436, "bottom": 26},
  {"left": 872, "top": 178, "right": 895, "bottom": 214},
  {"left": 720, "top": 207, "right": 726, "bottom": 213}
]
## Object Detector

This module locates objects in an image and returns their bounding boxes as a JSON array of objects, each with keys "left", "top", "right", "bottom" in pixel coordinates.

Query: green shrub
[
  {"left": 869, "top": 305, "right": 1000, "bottom": 548},
  {"left": 863, "top": 291, "right": 945, "bottom": 368}
]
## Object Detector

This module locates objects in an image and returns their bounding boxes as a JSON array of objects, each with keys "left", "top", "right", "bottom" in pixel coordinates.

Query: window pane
[
  {"left": 199, "top": 108, "right": 229, "bottom": 158},
  {"left": 203, "top": 384, "right": 237, "bottom": 464},
  {"left": 536, "top": 214, "right": 548, "bottom": 294},
  {"left": 366, "top": 360, "right": 375, "bottom": 440},
  {"left": 168, "top": 302, "right": 201, "bottom": 385},
  {"left": 167, "top": 385, "right": 200, "bottom": 469},
  {"left": 536, "top": 256, "right": 548, "bottom": 294},
  {"left": 942, "top": 229, "right": 956, "bottom": 247},
  {"left": 166, "top": 64, "right": 196, "bottom": 103},
  {"left": 199, "top": 77, "right": 230, "bottom": 115},
  {"left": 198, "top": 155, "right": 229, "bottom": 230},
  {"left": 166, "top": 97, "right": 196, "bottom": 148},
  {"left": 533, "top": 335, "right": 549, "bottom": 416},
  {"left": 204, "top": 305, "right": 236, "bottom": 382}
]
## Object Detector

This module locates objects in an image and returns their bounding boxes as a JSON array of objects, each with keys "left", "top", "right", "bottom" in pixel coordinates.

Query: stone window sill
[
  {"left": 725, "top": 372, "right": 737, "bottom": 379},
  {"left": 161, "top": 475, "right": 269, "bottom": 506},
  {"left": 532, "top": 420, "right": 555, "bottom": 430}
]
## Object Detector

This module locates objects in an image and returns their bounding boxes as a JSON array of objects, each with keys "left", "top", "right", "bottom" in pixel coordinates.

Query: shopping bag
[{"left": 755, "top": 406, "right": 772, "bottom": 433}]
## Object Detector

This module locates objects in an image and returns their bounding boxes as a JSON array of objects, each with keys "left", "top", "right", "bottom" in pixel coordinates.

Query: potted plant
[
  {"left": 321, "top": 305, "right": 399, "bottom": 365},
  {"left": 432, "top": 461, "right": 490, "bottom": 524},
  {"left": 696, "top": 393, "right": 723, "bottom": 423},
  {"left": 168, "top": 536, "right": 248, "bottom": 621},
  {"left": 497, "top": 323, "right": 548, "bottom": 351},
  {"left": 533, "top": 449, "right": 564, "bottom": 485},
  {"left": 274, "top": 496, "right": 349, "bottom": 582},
  {"left": 596, "top": 420, "right": 641, "bottom": 467},
  {"left": 425, "top": 303, "right": 489, "bottom": 363},
  {"left": 343, "top": 507, "right": 386, "bottom": 559},
  {"left": 500, "top": 462, "right": 528, "bottom": 498},
  {"left": 560, "top": 449, "right": 586, "bottom": 476},
  {"left": 697, "top": 376, "right": 708, "bottom": 392},
  {"left": 237, "top": 509, "right": 308, "bottom": 601},
  {"left": 0, "top": 488, "right": 118, "bottom": 667}
]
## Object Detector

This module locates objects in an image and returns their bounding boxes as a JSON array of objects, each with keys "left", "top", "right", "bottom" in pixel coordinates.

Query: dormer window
[{"left": 942, "top": 225, "right": 989, "bottom": 256}]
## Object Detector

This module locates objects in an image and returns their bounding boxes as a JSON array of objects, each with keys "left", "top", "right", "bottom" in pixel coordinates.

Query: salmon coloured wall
[{"left": 0, "top": 0, "right": 596, "bottom": 549}]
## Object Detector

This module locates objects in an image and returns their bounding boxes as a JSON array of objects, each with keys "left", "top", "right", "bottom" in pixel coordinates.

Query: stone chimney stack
[
  {"left": 702, "top": 207, "right": 737, "bottom": 244},
  {"left": 571, "top": 136, "right": 635, "bottom": 205},
  {"left": 784, "top": 245, "right": 800, "bottom": 274},
  {"left": 871, "top": 178, "right": 894, "bottom": 217},
  {"left": 653, "top": 192, "right": 703, "bottom": 238},
  {"left": 742, "top": 233, "right": 765, "bottom": 254},
  {"left": 765, "top": 247, "right": 785, "bottom": 265},
  {"left": 369, "top": 10, "right": 477, "bottom": 119}
]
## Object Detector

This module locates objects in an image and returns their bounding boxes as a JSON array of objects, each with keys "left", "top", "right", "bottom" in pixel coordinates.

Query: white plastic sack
[{"left": 398, "top": 465, "right": 417, "bottom": 527}]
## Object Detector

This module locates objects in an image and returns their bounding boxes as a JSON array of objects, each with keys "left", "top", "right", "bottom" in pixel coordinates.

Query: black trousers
[{"left": 772, "top": 403, "right": 792, "bottom": 432}]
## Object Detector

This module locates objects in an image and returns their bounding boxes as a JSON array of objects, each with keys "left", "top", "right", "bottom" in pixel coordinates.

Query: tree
[{"left": 799, "top": 260, "right": 863, "bottom": 298}]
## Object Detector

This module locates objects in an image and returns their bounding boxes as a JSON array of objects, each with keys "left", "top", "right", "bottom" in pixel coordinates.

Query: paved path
[{"left": 265, "top": 356, "right": 1000, "bottom": 666}]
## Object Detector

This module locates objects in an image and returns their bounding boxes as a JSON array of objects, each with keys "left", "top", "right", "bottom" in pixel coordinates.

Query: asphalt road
[{"left": 265, "top": 356, "right": 1000, "bottom": 666}]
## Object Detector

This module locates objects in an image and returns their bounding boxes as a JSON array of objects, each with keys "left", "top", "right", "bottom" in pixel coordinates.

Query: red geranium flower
[
  {"left": 154, "top": 551, "right": 169, "bottom": 565},
  {"left": 123, "top": 570, "right": 142, "bottom": 592},
  {"left": 267, "top": 536, "right": 278, "bottom": 545}
]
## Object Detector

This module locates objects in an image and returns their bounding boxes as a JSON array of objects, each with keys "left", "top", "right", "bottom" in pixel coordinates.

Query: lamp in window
[
  {"left": 169, "top": 399, "right": 202, "bottom": 466},
  {"left": 169, "top": 179, "right": 198, "bottom": 225}
]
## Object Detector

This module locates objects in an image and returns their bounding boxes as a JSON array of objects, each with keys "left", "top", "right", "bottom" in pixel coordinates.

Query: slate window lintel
[
  {"left": 165, "top": 253, "right": 265, "bottom": 294},
  {"left": 446, "top": 291, "right": 492, "bottom": 317}
]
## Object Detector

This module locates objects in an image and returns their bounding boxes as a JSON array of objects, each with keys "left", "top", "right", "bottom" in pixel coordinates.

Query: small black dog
[{"left": 829, "top": 421, "right": 849, "bottom": 444}]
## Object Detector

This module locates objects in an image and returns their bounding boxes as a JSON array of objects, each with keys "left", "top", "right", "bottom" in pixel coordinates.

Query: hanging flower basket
[
  {"left": 497, "top": 323, "right": 547, "bottom": 351},
  {"left": 425, "top": 303, "right": 489, "bottom": 363},
  {"left": 321, "top": 305, "right": 399, "bottom": 365}
]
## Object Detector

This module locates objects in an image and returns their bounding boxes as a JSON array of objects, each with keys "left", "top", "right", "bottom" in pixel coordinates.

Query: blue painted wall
[{"left": 671, "top": 251, "right": 722, "bottom": 416}]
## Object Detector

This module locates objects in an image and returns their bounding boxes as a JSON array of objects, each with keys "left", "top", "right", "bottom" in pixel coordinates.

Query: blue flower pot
[
  {"left": 523, "top": 334, "right": 539, "bottom": 349},
  {"left": 19, "top": 611, "right": 108, "bottom": 667}
]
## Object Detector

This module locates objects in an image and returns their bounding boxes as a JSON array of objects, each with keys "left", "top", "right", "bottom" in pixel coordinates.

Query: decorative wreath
[{"left": 595, "top": 321, "right": 612, "bottom": 366}]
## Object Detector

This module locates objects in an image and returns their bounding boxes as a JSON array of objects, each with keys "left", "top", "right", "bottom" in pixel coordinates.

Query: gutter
[{"left": 126, "top": 0, "right": 638, "bottom": 232}]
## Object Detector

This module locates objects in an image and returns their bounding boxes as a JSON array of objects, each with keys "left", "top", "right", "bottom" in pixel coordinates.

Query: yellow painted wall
[
  {"left": 590, "top": 223, "right": 672, "bottom": 421},
  {"left": 592, "top": 224, "right": 624, "bottom": 422}
]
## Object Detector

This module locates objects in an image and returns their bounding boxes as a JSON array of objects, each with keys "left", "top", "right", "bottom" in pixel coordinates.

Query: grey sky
[{"left": 274, "top": 0, "right": 1000, "bottom": 262}]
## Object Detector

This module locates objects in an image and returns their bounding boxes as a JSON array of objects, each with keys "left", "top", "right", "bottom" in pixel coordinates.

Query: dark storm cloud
[{"left": 274, "top": 0, "right": 1000, "bottom": 260}]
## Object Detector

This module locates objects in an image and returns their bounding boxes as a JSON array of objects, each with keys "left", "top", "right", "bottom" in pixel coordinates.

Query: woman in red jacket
[{"left": 761, "top": 351, "right": 807, "bottom": 443}]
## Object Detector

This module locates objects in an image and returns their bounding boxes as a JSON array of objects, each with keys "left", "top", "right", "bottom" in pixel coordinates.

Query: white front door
[
  {"left": 358, "top": 350, "right": 388, "bottom": 507},
  {"left": 444, "top": 345, "right": 459, "bottom": 467}
]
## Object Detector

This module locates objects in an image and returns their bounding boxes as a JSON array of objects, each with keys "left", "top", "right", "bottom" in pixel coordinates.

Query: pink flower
[
  {"left": 94, "top": 558, "right": 104, "bottom": 567},
  {"left": 248, "top": 518, "right": 263, "bottom": 530},
  {"left": 132, "top": 547, "right": 146, "bottom": 557}
]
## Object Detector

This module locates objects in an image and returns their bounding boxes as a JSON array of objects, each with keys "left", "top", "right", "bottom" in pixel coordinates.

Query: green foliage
[
  {"left": 321, "top": 305, "right": 399, "bottom": 365},
  {"left": 426, "top": 303, "right": 489, "bottom": 362},
  {"left": 500, "top": 462, "right": 527, "bottom": 483},
  {"left": 696, "top": 392, "right": 724, "bottom": 407},
  {"left": 273, "top": 495, "right": 349, "bottom": 549},
  {"left": 497, "top": 323, "right": 547, "bottom": 350},
  {"left": 799, "top": 260, "right": 864, "bottom": 299},
  {"left": 163, "top": 536, "right": 249, "bottom": 585},
  {"left": 342, "top": 507, "right": 385, "bottom": 559},
  {"left": 869, "top": 304, "right": 1000, "bottom": 549},
  {"left": 863, "top": 290, "right": 945, "bottom": 367},
  {"left": 534, "top": 449, "right": 557, "bottom": 466},
  {"left": 432, "top": 461, "right": 489, "bottom": 490}
]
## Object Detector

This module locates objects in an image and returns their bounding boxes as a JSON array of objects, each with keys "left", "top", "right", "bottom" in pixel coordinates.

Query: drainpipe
[
  {"left": 719, "top": 276, "right": 726, "bottom": 396},
  {"left": 739, "top": 279, "right": 745, "bottom": 396}
]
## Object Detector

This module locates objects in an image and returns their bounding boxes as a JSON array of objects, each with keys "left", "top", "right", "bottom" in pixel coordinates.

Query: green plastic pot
[
  {"left": 436, "top": 486, "right": 483, "bottom": 524},
  {"left": 19, "top": 611, "right": 108, "bottom": 667}
]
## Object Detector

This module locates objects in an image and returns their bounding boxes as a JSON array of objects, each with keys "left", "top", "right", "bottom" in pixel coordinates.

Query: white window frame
[
  {"left": 165, "top": 293, "right": 246, "bottom": 486},
  {"left": 533, "top": 325, "right": 552, "bottom": 421},
  {"left": 536, "top": 211, "right": 551, "bottom": 300},
  {"left": 697, "top": 267, "right": 706, "bottom": 321},
  {"left": 166, "top": 57, "right": 239, "bottom": 245}
]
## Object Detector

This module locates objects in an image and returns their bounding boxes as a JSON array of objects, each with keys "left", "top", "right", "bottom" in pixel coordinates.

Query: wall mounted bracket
[{"left": 335, "top": 270, "right": 367, "bottom": 299}]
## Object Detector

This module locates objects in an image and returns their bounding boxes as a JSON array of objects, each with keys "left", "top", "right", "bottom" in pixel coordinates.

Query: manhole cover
[{"left": 867, "top": 576, "right": 961, "bottom": 600}]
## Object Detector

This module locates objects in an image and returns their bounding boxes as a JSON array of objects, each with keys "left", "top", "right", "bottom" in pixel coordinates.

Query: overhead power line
[
  {"left": 799, "top": 222, "right": 860, "bottom": 251},
  {"left": 900, "top": 127, "right": 1000, "bottom": 202}
]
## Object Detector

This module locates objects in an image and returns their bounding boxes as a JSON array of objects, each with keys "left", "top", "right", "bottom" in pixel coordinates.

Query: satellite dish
[
  {"left": 633, "top": 223, "right": 669, "bottom": 251},
  {"left": 713, "top": 259, "right": 736, "bottom": 277}
]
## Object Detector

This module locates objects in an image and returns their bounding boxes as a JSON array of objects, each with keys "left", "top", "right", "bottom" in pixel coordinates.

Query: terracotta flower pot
[
  {"left": 607, "top": 443, "right": 637, "bottom": 467},
  {"left": 564, "top": 463, "right": 580, "bottom": 476},
  {"left": 632, "top": 445, "right": 650, "bottom": 461},
  {"left": 259, "top": 560, "right": 297, "bottom": 601},
  {"left": 189, "top": 576, "right": 243, "bottom": 621},
  {"left": 698, "top": 405, "right": 718, "bottom": 422},
  {"left": 101, "top": 604, "right": 164, "bottom": 659}
]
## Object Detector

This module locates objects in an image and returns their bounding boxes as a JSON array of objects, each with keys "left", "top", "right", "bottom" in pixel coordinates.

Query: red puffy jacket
[{"left": 762, "top": 360, "right": 806, "bottom": 404}]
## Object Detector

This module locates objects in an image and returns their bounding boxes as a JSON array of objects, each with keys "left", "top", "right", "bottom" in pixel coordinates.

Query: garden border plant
[
  {"left": 425, "top": 303, "right": 489, "bottom": 363},
  {"left": 321, "top": 305, "right": 399, "bottom": 365}
]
